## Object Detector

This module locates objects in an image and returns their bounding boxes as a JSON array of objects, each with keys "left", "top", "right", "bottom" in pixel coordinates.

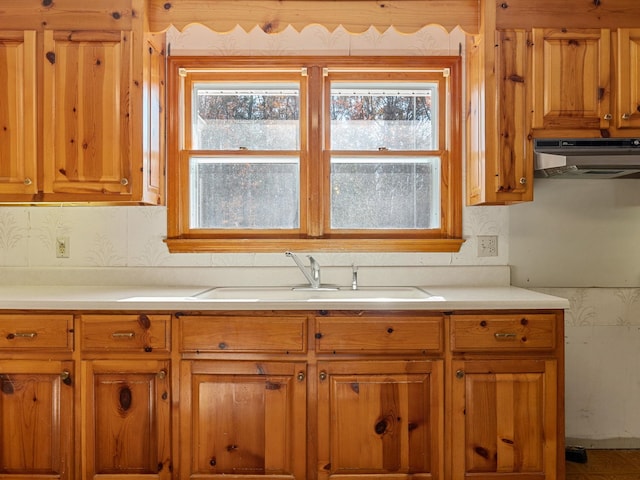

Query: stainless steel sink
[{"left": 192, "top": 286, "right": 435, "bottom": 302}]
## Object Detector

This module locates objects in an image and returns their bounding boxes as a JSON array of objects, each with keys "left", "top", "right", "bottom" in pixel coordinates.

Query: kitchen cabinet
[
  {"left": 314, "top": 313, "right": 444, "bottom": 479},
  {"left": 531, "top": 28, "right": 611, "bottom": 133},
  {"left": 532, "top": 27, "right": 640, "bottom": 135},
  {"left": 78, "top": 314, "right": 172, "bottom": 479},
  {"left": 0, "top": 30, "right": 37, "bottom": 197},
  {"left": 615, "top": 28, "right": 640, "bottom": 129},
  {"left": 466, "top": 27, "right": 533, "bottom": 205},
  {"left": 42, "top": 30, "right": 134, "bottom": 199},
  {"left": 449, "top": 312, "right": 564, "bottom": 480},
  {"left": 0, "top": 314, "right": 74, "bottom": 480},
  {"left": 178, "top": 314, "right": 308, "bottom": 479},
  {"left": 0, "top": 305, "right": 564, "bottom": 480},
  {"left": 0, "top": 0, "right": 164, "bottom": 204}
]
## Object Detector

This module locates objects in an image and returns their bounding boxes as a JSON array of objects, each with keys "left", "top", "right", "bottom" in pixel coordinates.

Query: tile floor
[{"left": 566, "top": 449, "right": 640, "bottom": 479}]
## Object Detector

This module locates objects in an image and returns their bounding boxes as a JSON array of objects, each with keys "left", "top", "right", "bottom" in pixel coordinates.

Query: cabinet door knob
[
  {"left": 60, "top": 370, "right": 72, "bottom": 385},
  {"left": 456, "top": 369, "right": 464, "bottom": 379},
  {"left": 120, "top": 178, "right": 129, "bottom": 186},
  {"left": 319, "top": 371, "right": 327, "bottom": 381},
  {"left": 519, "top": 177, "right": 527, "bottom": 185},
  {"left": 622, "top": 113, "right": 631, "bottom": 120},
  {"left": 603, "top": 113, "right": 612, "bottom": 120},
  {"left": 158, "top": 369, "right": 167, "bottom": 379},
  {"left": 297, "top": 371, "right": 305, "bottom": 381},
  {"left": 24, "top": 178, "right": 33, "bottom": 186}
]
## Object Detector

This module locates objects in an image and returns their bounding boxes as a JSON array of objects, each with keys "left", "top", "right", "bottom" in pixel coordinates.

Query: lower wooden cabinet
[
  {"left": 178, "top": 360, "right": 307, "bottom": 479},
  {"left": 0, "top": 308, "right": 563, "bottom": 480},
  {"left": 317, "top": 360, "right": 443, "bottom": 479},
  {"left": 82, "top": 359, "right": 171, "bottom": 479},
  {"left": 0, "top": 359, "right": 74, "bottom": 479},
  {"left": 451, "top": 359, "right": 559, "bottom": 479}
]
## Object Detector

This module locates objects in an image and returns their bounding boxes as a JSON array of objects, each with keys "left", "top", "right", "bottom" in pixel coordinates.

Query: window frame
[{"left": 166, "top": 56, "right": 463, "bottom": 253}]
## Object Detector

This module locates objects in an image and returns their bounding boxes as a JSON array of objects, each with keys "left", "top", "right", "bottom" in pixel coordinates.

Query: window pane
[
  {"left": 330, "top": 82, "right": 437, "bottom": 151},
  {"left": 192, "top": 82, "right": 300, "bottom": 150},
  {"left": 190, "top": 157, "right": 299, "bottom": 229},
  {"left": 330, "top": 157, "right": 440, "bottom": 229}
]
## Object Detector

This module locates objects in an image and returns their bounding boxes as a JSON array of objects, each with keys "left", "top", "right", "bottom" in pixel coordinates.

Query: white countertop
[{"left": 0, "top": 285, "right": 570, "bottom": 311}]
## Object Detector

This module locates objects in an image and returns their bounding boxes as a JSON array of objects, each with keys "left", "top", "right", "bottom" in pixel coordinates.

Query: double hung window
[{"left": 166, "top": 57, "right": 462, "bottom": 252}]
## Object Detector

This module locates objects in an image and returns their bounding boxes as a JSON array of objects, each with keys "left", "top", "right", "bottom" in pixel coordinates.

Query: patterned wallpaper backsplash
[{"left": 0, "top": 205, "right": 508, "bottom": 268}]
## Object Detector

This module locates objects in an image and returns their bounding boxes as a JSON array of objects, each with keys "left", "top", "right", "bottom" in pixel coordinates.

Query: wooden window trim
[{"left": 166, "top": 56, "right": 463, "bottom": 253}]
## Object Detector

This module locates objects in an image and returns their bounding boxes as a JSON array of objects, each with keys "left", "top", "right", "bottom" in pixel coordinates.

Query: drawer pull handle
[
  {"left": 112, "top": 331, "right": 135, "bottom": 339},
  {"left": 7, "top": 332, "right": 38, "bottom": 339},
  {"left": 494, "top": 332, "right": 518, "bottom": 340}
]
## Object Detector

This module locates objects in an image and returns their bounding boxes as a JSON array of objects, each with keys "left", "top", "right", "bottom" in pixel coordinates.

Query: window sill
[{"left": 164, "top": 237, "right": 465, "bottom": 253}]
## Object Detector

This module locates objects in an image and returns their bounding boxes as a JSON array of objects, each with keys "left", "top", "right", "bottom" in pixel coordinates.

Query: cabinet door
[
  {"left": 0, "top": 359, "right": 73, "bottom": 479},
  {"left": 532, "top": 29, "right": 611, "bottom": 132},
  {"left": 616, "top": 28, "right": 640, "bottom": 129},
  {"left": 317, "top": 360, "right": 443, "bottom": 480},
  {"left": 42, "top": 30, "right": 133, "bottom": 198},
  {"left": 141, "top": 33, "right": 166, "bottom": 205},
  {"left": 83, "top": 359, "right": 171, "bottom": 479},
  {"left": 0, "top": 30, "right": 37, "bottom": 197},
  {"left": 451, "top": 359, "right": 559, "bottom": 479},
  {"left": 179, "top": 360, "right": 307, "bottom": 479},
  {"left": 495, "top": 29, "right": 532, "bottom": 199}
]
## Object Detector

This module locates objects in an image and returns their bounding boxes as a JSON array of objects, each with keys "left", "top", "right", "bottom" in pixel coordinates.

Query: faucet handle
[{"left": 351, "top": 264, "right": 358, "bottom": 290}]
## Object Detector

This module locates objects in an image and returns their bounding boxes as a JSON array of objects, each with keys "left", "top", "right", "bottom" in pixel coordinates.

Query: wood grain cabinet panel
[
  {"left": 82, "top": 359, "right": 171, "bottom": 479},
  {"left": 179, "top": 360, "right": 307, "bottom": 479},
  {"left": 79, "top": 314, "right": 171, "bottom": 354},
  {"left": 0, "top": 359, "right": 73, "bottom": 480},
  {"left": 180, "top": 315, "right": 306, "bottom": 353},
  {"left": 532, "top": 28, "right": 612, "bottom": 132},
  {"left": 450, "top": 313, "right": 557, "bottom": 352},
  {"left": 42, "top": 29, "right": 133, "bottom": 198},
  {"left": 0, "top": 314, "right": 72, "bottom": 351},
  {"left": 316, "top": 360, "right": 443, "bottom": 480},
  {"left": 315, "top": 314, "right": 443, "bottom": 354},
  {"left": 451, "top": 359, "right": 558, "bottom": 479},
  {"left": 616, "top": 28, "right": 640, "bottom": 129},
  {"left": 0, "top": 30, "right": 37, "bottom": 197}
]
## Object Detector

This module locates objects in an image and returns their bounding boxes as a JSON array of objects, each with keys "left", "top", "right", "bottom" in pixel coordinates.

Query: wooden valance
[{"left": 146, "top": 0, "right": 480, "bottom": 34}]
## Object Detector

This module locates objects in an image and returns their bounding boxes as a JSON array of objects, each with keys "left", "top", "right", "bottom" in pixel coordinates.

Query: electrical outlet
[
  {"left": 56, "top": 236, "right": 70, "bottom": 258},
  {"left": 478, "top": 235, "right": 498, "bottom": 257}
]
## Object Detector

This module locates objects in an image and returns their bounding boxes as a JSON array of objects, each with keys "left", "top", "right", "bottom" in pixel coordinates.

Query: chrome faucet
[{"left": 285, "top": 251, "right": 321, "bottom": 289}]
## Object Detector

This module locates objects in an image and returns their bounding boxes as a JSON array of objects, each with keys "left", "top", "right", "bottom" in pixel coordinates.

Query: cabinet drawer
[
  {"left": 0, "top": 314, "right": 72, "bottom": 351},
  {"left": 450, "top": 313, "right": 557, "bottom": 352},
  {"left": 80, "top": 314, "right": 171, "bottom": 353},
  {"left": 315, "top": 315, "right": 443, "bottom": 353},
  {"left": 180, "top": 315, "right": 306, "bottom": 353}
]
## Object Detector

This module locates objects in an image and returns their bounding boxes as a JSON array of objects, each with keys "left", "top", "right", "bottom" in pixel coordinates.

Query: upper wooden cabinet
[
  {"left": 0, "top": 0, "right": 164, "bottom": 204},
  {"left": 532, "top": 27, "right": 640, "bottom": 136},
  {"left": 0, "top": 31, "right": 37, "bottom": 197},
  {"left": 466, "top": 28, "right": 533, "bottom": 205},
  {"left": 531, "top": 28, "right": 612, "bottom": 133},
  {"left": 615, "top": 28, "right": 640, "bottom": 129},
  {"left": 43, "top": 30, "right": 134, "bottom": 198}
]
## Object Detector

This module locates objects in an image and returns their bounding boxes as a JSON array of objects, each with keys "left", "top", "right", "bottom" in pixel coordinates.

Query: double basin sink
[{"left": 192, "top": 286, "right": 437, "bottom": 303}]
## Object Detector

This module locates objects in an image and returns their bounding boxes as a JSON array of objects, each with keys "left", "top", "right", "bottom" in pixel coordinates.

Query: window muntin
[{"left": 167, "top": 57, "right": 462, "bottom": 252}]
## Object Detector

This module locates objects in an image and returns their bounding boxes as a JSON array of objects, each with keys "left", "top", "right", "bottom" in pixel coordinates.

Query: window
[{"left": 166, "top": 57, "right": 462, "bottom": 252}]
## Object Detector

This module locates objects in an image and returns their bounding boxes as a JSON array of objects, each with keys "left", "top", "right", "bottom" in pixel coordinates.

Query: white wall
[{"left": 510, "top": 179, "right": 640, "bottom": 447}]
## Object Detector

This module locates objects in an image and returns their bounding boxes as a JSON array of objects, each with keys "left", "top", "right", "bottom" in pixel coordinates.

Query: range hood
[{"left": 534, "top": 138, "right": 640, "bottom": 178}]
